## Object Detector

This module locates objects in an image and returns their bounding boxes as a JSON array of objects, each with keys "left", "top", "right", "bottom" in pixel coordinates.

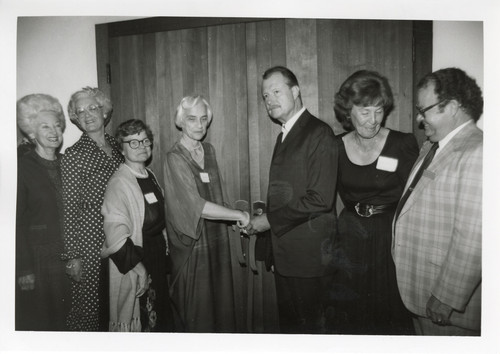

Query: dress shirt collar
[
  {"left": 435, "top": 120, "right": 472, "bottom": 156},
  {"left": 282, "top": 106, "right": 306, "bottom": 141}
]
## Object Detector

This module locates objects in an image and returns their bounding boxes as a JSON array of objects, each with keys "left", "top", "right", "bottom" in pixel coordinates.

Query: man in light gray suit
[{"left": 393, "top": 67, "right": 482, "bottom": 336}]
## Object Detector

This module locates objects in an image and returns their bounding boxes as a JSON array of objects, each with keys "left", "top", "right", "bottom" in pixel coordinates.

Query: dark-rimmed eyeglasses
[
  {"left": 415, "top": 100, "right": 446, "bottom": 118},
  {"left": 122, "top": 138, "right": 152, "bottom": 149},
  {"left": 76, "top": 104, "right": 103, "bottom": 119}
]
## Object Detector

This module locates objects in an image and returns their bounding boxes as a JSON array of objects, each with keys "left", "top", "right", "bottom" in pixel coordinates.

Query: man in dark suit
[{"left": 246, "top": 66, "right": 338, "bottom": 333}]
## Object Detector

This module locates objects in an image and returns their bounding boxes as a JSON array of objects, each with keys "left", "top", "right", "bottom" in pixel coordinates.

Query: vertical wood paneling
[
  {"left": 246, "top": 22, "right": 261, "bottom": 204},
  {"left": 285, "top": 19, "right": 319, "bottom": 118},
  {"left": 207, "top": 23, "right": 249, "bottom": 332},
  {"left": 207, "top": 24, "right": 248, "bottom": 202},
  {"left": 317, "top": 20, "right": 340, "bottom": 133},
  {"left": 143, "top": 33, "right": 163, "bottom": 182},
  {"left": 155, "top": 32, "right": 178, "bottom": 159},
  {"left": 101, "top": 17, "right": 431, "bottom": 333},
  {"left": 244, "top": 19, "right": 287, "bottom": 333},
  {"left": 95, "top": 24, "right": 111, "bottom": 108},
  {"left": 116, "top": 35, "right": 145, "bottom": 128},
  {"left": 108, "top": 37, "right": 121, "bottom": 134}
]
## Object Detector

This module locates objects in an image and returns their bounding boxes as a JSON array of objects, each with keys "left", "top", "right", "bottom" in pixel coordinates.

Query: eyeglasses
[
  {"left": 122, "top": 138, "right": 152, "bottom": 149},
  {"left": 415, "top": 100, "right": 446, "bottom": 118},
  {"left": 75, "top": 104, "right": 103, "bottom": 119}
]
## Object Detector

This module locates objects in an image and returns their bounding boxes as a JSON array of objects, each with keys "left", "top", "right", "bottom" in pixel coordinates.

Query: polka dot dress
[{"left": 61, "top": 133, "right": 123, "bottom": 331}]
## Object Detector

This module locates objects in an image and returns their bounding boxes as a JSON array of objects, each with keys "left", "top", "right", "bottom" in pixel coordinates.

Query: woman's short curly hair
[
  {"left": 115, "top": 119, "right": 154, "bottom": 151},
  {"left": 67, "top": 87, "right": 113, "bottom": 129},
  {"left": 334, "top": 70, "right": 394, "bottom": 131},
  {"left": 417, "top": 67, "right": 483, "bottom": 122},
  {"left": 174, "top": 95, "right": 213, "bottom": 129},
  {"left": 17, "top": 93, "right": 66, "bottom": 138}
]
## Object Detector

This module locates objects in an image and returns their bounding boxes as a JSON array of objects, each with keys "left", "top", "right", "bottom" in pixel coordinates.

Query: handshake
[{"left": 236, "top": 211, "right": 271, "bottom": 236}]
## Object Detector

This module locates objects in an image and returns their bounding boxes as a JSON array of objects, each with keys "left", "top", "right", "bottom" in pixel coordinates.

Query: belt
[{"left": 344, "top": 202, "right": 397, "bottom": 218}]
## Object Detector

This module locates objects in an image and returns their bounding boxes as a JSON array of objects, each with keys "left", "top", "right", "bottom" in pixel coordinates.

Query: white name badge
[
  {"left": 200, "top": 172, "right": 210, "bottom": 183},
  {"left": 144, "top": 192, "right": 158, "bottom": 204},
  {"left": 376, "top": 156, "right": 398, "bottom": 172}
]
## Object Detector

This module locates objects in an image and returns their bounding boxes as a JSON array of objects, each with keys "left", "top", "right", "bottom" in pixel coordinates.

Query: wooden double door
[{"left": 96, "top": 17, "right": 431, "bottom": 333}]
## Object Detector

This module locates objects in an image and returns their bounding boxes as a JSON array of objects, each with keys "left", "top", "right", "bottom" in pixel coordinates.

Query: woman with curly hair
[
  {"left": 61, "top": 87, "right": 124, "bottom": 331},
  {"left": 326, "top": 70, "right": 418, "bottom": 334},
  {"left": 16, "top": 93, "right": 71, "bottom": 331}
]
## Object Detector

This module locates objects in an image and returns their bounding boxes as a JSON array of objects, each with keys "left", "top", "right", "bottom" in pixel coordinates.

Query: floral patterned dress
[{"left": 136, "top": 172, "right": 173, "bottom": 332}]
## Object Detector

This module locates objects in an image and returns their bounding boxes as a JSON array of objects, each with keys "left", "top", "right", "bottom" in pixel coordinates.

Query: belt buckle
[{"left": 355, "top": 203, "right": 373, "bottom": 217}]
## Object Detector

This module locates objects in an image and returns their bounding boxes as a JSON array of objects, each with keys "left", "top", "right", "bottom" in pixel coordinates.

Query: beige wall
[{"left": 433, "top": 21, "right": 484, "bottom": 129}]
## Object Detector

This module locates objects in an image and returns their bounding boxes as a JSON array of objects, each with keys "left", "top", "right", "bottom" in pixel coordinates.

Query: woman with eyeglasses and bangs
[
  {"left": 101, "top": 119, "right": 174, "bottom": 332},
  {"left": 61, "top": 87, "right": 124, "bottom": 331}
]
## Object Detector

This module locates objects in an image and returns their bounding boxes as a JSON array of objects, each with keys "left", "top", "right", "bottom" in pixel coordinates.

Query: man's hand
[
  {"left": 246, "top": 214, "right": 271, "bottom": 235},
  {"left": 426, "top": 295, "right": 453, "bottom": 326}
]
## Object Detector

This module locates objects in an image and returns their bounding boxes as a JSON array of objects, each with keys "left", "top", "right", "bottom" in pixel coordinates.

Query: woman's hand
[
  {"left": 65, "top": 258, "right": 83, "bottom": 282},
  {"left": 18, "top": 274, "right": 35, "bottom": 291},
  {"left": 236, "top": 210, "right": 250, "bottom": 229},
  {"left": 132, "top": 262, "right": 149, "bottom": 297}
]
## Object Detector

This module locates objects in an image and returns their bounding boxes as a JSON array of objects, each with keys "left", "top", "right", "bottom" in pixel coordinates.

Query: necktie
[
  {"left": 281, "top": 125, "right": 287, "bottom": 142},
  {"left": 394, "top": 142, "right": 439, "bottom": 220}
]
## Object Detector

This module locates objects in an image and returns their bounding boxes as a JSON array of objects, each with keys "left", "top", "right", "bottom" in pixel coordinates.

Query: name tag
[
  {"left": 144, "top": 192, "right": 158, "bottom": 204},
  {"left": 376, "top": 156, "right": 398, "bottom": 172},
  {"left": 200, "top": 172, "right": 210, "bottom": 183}
]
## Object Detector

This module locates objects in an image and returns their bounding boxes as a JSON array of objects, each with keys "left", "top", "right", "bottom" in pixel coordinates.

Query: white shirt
[
  {"left": 434, "top": 120, "right": 472, "bottom": 157},
  {"left": 408, "top": 120, "right": 472, "bottom": 183},
  {"left": 281, "top": 106, "right": 306, "bottom": 142}
]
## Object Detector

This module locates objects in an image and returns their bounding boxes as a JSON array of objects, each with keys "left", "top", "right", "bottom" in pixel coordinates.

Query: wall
[{"left": 433, "top": 21, "right": 484, "bottom": 129}]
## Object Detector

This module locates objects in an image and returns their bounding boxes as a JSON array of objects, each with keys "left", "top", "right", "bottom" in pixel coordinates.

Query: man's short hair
[{"left": 262, "top": 66, "right": 300, "bottom": 88}]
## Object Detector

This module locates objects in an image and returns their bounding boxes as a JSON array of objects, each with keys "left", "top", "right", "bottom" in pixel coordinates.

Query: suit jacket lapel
[
  {"left": 400, "top": 123, "right": 476, "bottom": 216},
  {"left": 272, "top": 110, "right": 311, "bottom": 159},
  {"left": 271, "top": 132, "right": 283, "bottom": 160}
]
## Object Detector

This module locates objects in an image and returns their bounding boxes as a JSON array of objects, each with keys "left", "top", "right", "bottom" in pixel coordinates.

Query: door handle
[
  {"left": 232, "top": 200, "right": 249, "bottom": 266},
  {"left": 253, "top": 201, "right": 265, "bottom": 216},
  {"left": 248, "top": 201, "right": 267, "bottom": 274}
]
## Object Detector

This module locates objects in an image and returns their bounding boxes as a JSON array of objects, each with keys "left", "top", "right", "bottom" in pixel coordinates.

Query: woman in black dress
[
  {"left": 16, "top": 94, "right": 70, "bottom": 330},
  {"left": 326, "top": 70, "right": 418, "bottom": 335}
]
